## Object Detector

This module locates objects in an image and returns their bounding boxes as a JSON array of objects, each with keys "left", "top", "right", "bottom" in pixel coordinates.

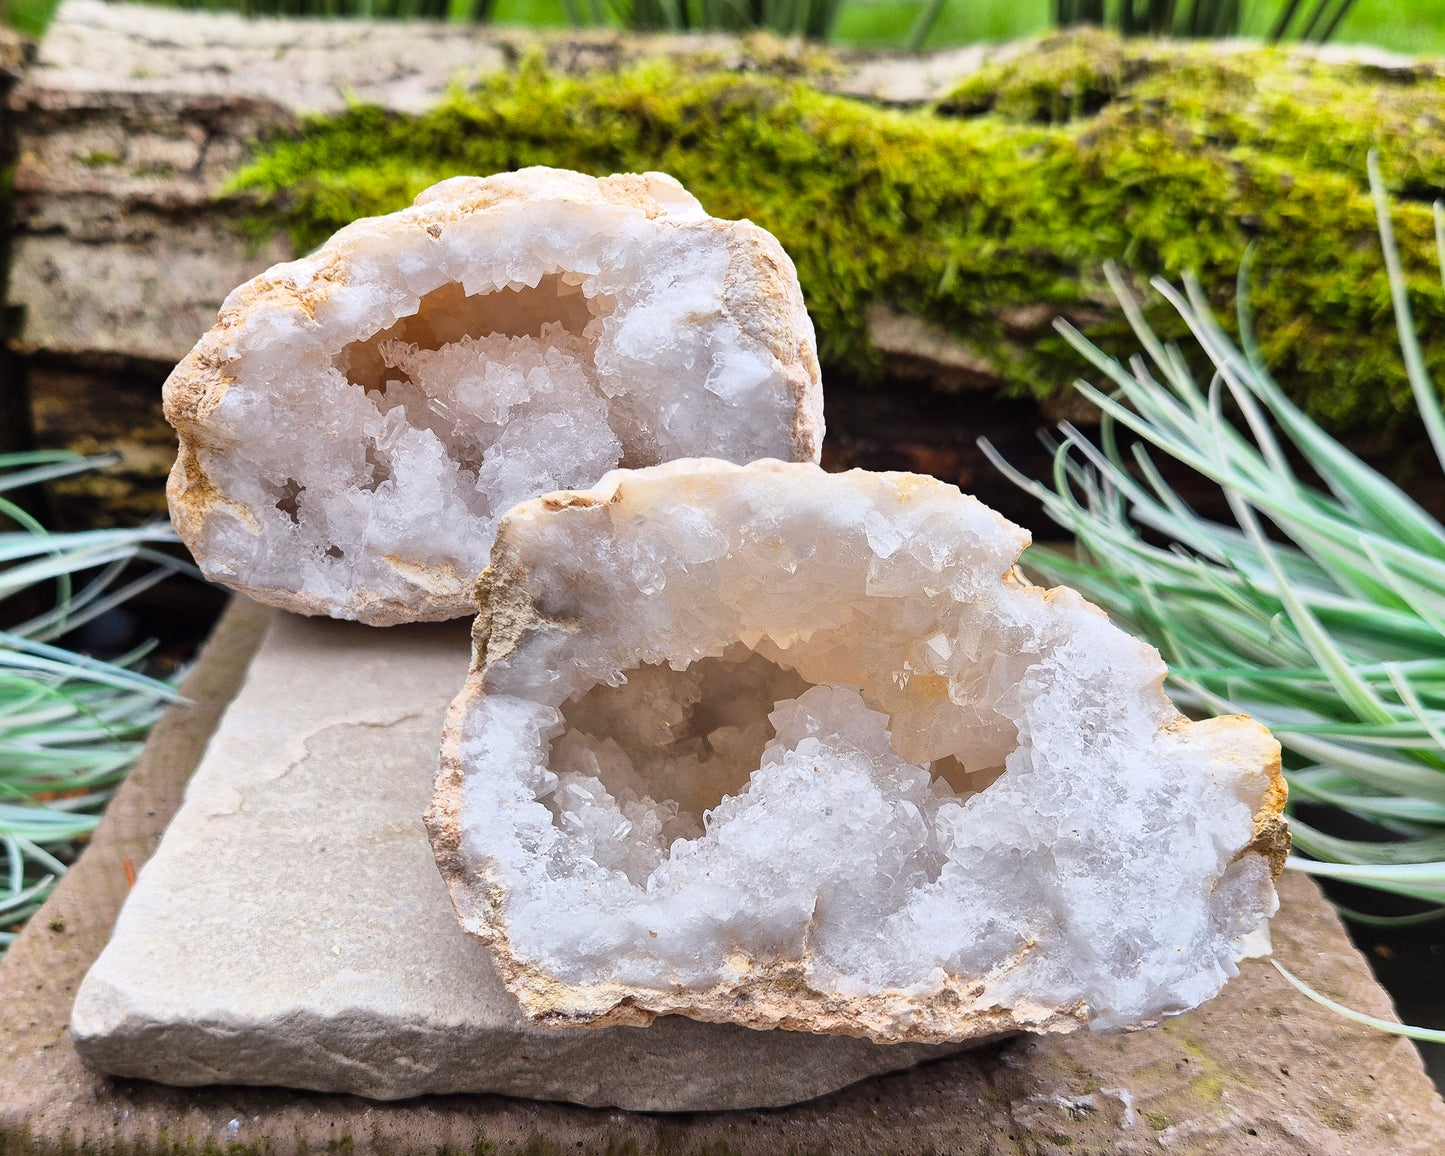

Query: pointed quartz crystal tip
[
  {"left": 163, "top": 168, "right": 823, "bottom": 626},
  {"left": 425, "top": 459, "right": 1289, "bottom": 1046}
]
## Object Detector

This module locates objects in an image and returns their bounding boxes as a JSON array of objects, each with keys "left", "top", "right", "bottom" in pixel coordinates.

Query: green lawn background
[{"left": 5, "top": 0, "right": 1444, "bottom": 52}]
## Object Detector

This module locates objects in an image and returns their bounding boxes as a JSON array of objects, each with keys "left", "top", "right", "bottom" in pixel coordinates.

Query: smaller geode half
[
  {"left": 164, "top": 168, "right": 822, "bottom": 626},
  {"left": 427, "top": 459, "right": 1288, "bottom": 1045}
]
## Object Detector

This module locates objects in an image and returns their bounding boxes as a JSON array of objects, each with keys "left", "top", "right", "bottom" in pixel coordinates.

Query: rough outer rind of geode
[
  {"left": 164, "top": 168, "right": 823, "bottom": 626},
  {"left": 426, "top": 459, "right": 1288, "bottom": 1046}
]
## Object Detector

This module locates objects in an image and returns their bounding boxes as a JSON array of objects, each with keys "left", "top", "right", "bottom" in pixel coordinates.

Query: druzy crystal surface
[
  {"left": 164, "top": 169, "right": 822, "bottom": 625},
  {"left": 427, "top": 460, "right": 1287, "bottom": 1045}
]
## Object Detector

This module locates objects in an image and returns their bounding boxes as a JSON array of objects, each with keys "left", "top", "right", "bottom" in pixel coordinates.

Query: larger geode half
[
  {"left": 427, "top": 460, "right": 1288, "bottom": 1045},
  {"left": 164, "top": 168, "right": 822, "bottom": 625}
]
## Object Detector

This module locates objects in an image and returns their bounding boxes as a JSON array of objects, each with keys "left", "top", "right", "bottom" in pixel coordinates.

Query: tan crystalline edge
[
  {"left": 164, "top": 167, "right": 823, "bottom": 626},
  {"left": 425, "top": 460, "right": 1288, "bottom": 1046}
]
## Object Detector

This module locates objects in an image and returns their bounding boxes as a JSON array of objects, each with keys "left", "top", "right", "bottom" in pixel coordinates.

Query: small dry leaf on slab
[
  {"left": 165, "top": 168, "right": 823, "bottom": 626},
  {"left": 427, "top": 459, "right": 1288, "bottom": 1046}
]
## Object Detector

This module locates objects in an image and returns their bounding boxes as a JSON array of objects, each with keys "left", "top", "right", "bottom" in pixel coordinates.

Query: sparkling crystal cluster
[
  {"left": 427, "top": 460, "right": 1287, "bottom": 1045},
  {"left": 164, "top": 166, "right": 1285, "bottom": 1048},
  {"left": 164, "top": 168, "right": 822, "bottom": 625}
]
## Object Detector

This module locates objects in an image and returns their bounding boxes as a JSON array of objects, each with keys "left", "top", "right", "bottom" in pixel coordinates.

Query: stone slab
[
  {"left": 3, "top": 599, "right": 1445, "bottom": 1152},
  {"left": 68, "top": 610, "right": 966, "bottom": 1110}
]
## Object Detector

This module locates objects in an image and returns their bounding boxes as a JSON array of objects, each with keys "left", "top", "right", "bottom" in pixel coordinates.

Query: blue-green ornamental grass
[
  {"left": 0, "top": 453, "right": 193, "bottom": 950},
  {"left": 987, "top": 160, "right": 1445, "bottom": 1029}
]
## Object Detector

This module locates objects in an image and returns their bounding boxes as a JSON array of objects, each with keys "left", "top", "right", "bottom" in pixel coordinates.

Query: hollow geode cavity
[
  {"left": 164, "top": 168, "right": 822, "bottom": 626},
  {"left": 427, "top": 459, "right": 1288, "bottom": 1045}
]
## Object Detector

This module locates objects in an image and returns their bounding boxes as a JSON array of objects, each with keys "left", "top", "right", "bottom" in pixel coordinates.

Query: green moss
[
  {"left": 233, "top": 33, "right": 1445, "bottom": 434},
  {"left": 943, "top": 31, "right": 1445, "bottom": 194},
  {"left": 937, "top": 28, "right": 1148, "bottom": 121}
]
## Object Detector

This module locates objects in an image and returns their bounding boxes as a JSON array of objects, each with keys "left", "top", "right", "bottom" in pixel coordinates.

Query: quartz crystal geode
[
  {"left": 426, "top": 459, "right": 1289, "bottom": 1045},
  {"left": 164, "top": 168, "right": 823, "bottom": 625}
]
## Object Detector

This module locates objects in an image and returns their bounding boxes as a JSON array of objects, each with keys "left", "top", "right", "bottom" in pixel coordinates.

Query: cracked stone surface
[
  {"left": 1, "top": 599, "right": 1442, "bottom": 1150},
  {"left": 69, "top": 609, "right": 964, "bottom": 1109}
]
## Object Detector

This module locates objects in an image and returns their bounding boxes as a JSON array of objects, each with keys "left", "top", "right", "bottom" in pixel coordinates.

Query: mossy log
[
  {"left": 8, "top": 5, "right": 1445, "bottom": 525},
  {"left": 238, "top": 30, "right": 1445, "bottom": 437}
]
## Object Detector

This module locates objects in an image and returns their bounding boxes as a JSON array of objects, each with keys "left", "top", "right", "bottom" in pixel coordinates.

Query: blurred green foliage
[
  {"left": 577, "top": 0, "right": 848, "bottom": 40},
  {"left": 1, "top": 0, "right": 58, "bottom": 36},
  {"left": 232, "top": 31, "right": 1445, "bottom": 435},
  {"left": 4, "top": 0, "right": 1445, "bottom": 54},
  {"left": 1055, "top": 0, "right": 1357, "bottom": 42}
]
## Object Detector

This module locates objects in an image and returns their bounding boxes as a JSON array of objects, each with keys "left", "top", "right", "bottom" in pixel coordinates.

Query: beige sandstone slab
[
  {"left": 2, "top": 597, "right": 1444, "bottom": 1152},
  {"left": 67, "top": 608, "right": 964, "bottom": 1109}
]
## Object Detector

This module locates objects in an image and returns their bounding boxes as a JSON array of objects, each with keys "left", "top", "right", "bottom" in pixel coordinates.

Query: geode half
[
  {"left": 426, "top": 459, "right": 1288, "bottom": 1045},
  {"left": 164, "top": 168, "right": 822, "bottom": 626}
]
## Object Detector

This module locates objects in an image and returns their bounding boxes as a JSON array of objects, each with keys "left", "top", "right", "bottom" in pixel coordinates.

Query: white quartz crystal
[
  {"left": 164, "top": 169, "right": 823, "bottom": 625},
  {"left": 427, "top": 459, "right": 1288, "bottom": 1045}
]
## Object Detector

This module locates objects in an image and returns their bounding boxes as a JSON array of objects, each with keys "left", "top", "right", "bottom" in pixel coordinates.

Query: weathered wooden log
[
  {"left": 1, "top": 26, "right": 35, "bottom": 458},
  {"left": 1, "top": 2, "right": 1010, "bottom": 524}
]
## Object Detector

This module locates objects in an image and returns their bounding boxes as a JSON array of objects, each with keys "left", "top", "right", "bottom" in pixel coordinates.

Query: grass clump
[
  {"left": 1, "top": 453, "right": 192, "bottom": 949},
  {"left": 986, "top": 158, "right": 1445, "bottom": 921},
  {"left": 234, "top": 32, "right": 1445, "bottom": 439}
]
